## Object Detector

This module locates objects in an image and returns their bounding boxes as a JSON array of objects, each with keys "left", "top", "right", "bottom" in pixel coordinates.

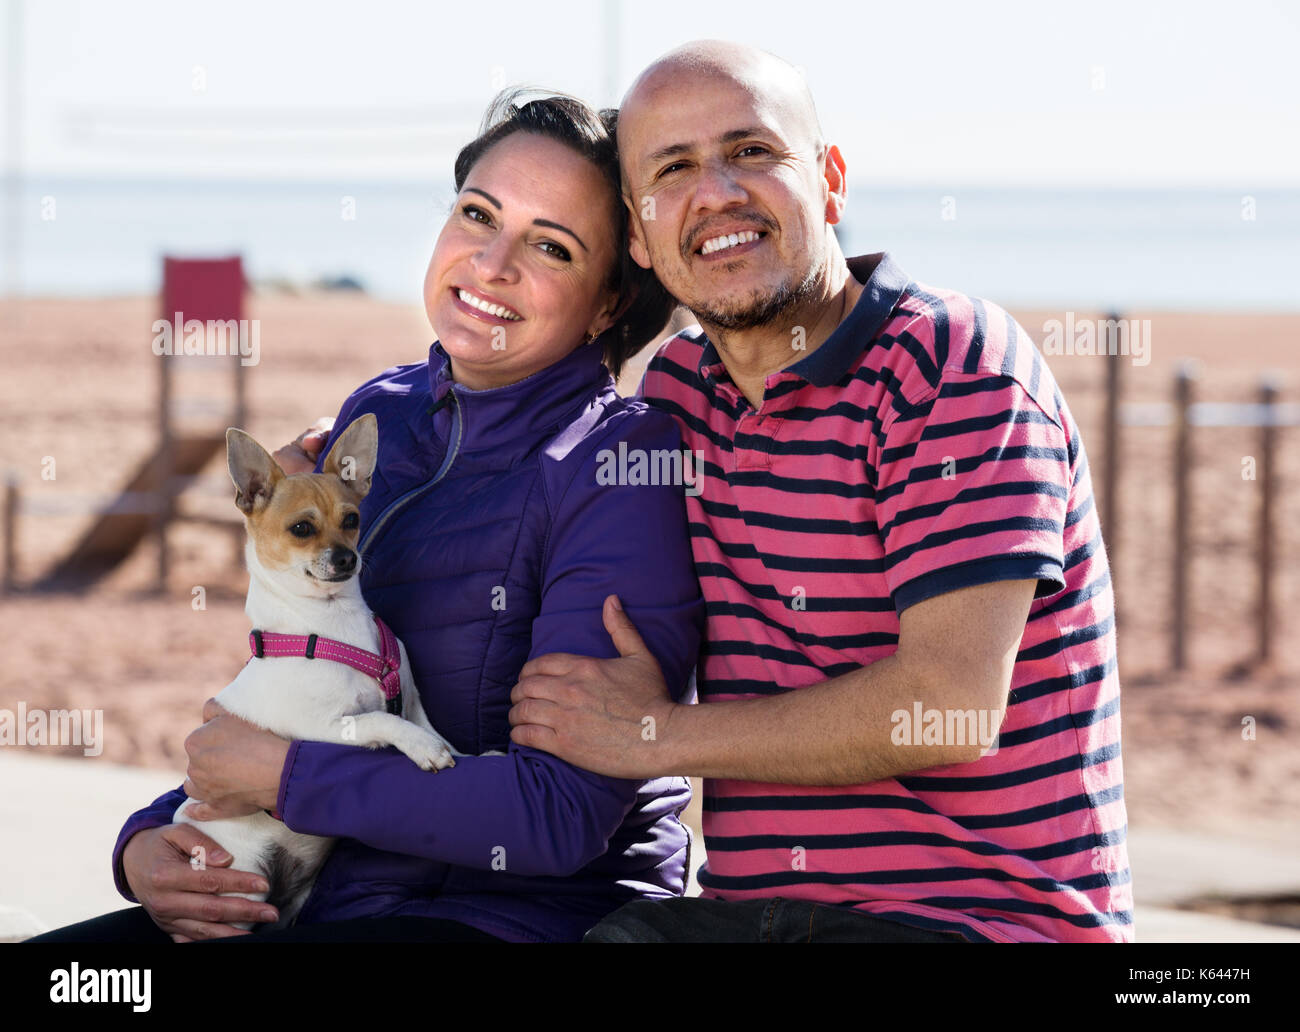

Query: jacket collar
[{"left": 426, "top": 339, "right": 612, "bottom": 455}]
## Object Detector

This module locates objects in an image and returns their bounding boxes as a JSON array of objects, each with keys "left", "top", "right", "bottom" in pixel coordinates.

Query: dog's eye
[
  {"left": 341, "top": 513, "right": 359, "bottom": 531},
  {"left": 289, "top": 521, "right": 315, "bottom": 538}
]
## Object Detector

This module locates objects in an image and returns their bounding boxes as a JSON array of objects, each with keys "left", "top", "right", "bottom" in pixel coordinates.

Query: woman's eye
[
  {"left": 341, "top": 512, "right": 359, "bottom": 531},
  {"left": 289, "top": 521, "right": 315, "bottom": 538},
  {"left": 538, "top": 241, "right": 571, "bottom": 261},
  {"left": 462, "top": 204, "right": 491, "bottom": 224}
]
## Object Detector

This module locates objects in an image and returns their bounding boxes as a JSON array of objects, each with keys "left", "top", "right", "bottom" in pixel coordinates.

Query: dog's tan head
[{"left": 226, "top": 414, "right": 378, "bottom": 596}]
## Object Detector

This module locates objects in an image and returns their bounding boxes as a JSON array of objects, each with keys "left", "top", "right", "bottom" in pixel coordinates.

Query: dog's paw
[{"left": 405, "top": 732, "right": 457, "bottom": 772}]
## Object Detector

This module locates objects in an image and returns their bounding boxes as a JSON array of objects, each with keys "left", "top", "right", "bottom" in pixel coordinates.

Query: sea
[{"left": 6, "top": 178, "right": 1299, "bottom": 311}]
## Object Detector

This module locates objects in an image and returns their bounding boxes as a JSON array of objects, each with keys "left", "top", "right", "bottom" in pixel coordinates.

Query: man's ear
[
  {"left": 321, "top": 412, "right": 378, "bottom": 498},
  {"left": 624, "top": 192, "right": 653, "bottom": 270},
  {"left": 227, "top": 428, "right": 284, "bottom": 515},
  {"left": 822, "top": 143, "right": 849, "bottom": 226}
]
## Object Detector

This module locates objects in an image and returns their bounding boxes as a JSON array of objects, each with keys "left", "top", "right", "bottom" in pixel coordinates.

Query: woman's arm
[{"left": 271, "top": 404, "right": 704, "bottom": 875}]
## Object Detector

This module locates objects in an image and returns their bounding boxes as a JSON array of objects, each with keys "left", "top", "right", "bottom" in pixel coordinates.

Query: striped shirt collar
[{"left": 696, "top": 251, "right": 911, "bottom": 392}]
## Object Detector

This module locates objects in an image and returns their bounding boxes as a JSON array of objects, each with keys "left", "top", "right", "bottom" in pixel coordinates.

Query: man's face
[{"left": 619, "top": 71, "right": 832, "bottom": 331}]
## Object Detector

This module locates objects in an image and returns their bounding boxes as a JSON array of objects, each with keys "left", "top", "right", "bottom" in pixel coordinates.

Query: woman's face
[{"left": 424, "top": 132, "right": 622, "bottom": 390}]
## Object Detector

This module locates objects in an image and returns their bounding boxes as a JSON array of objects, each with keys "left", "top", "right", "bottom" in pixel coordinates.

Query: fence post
[
  {"left": 1102, "top": 310, "right": 1123, "bottom": 628},
  {"left": 2, "top": 476, "right": 17, "bottom": 594},
  {"left": 1257, "top": 375, "right": 1279, "bottom": 667},
  {"left": 1171, "top": 361, "right": 1196, "bottom": 672}
]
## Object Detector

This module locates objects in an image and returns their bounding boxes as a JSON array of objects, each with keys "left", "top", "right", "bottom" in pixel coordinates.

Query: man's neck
[{"left": 699, "top": 246, "right": 865, "bottom": 410}]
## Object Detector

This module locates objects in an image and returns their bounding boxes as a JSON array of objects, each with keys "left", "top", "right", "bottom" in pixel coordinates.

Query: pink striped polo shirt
[{"left": 639, "top": 252, "right": 1132, "bottom": 942}]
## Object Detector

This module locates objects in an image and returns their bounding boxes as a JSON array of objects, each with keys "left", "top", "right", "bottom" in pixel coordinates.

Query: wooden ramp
[{"left": 36, "top": 434, "right": 226, "bottom": 590}]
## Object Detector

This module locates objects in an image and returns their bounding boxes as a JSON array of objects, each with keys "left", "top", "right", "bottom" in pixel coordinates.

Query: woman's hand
[
  {"left": 122, "top": 824, "right": 278, "bottom": 941},
  {"left": 182, "top": 700, "right": 290, "bottom": 820},
  {"left": 272, "top": 417, "right": 335, "bottom": 474}
]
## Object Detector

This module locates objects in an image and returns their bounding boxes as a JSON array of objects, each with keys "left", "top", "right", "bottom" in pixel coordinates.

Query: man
[{"left": 508, "top": 40, "right": 1132, "bottom": 943}]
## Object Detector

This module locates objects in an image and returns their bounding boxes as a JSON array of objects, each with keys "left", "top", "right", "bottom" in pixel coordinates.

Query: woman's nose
[{"left": 470, "top": 233, "right": 518, "bottom": 283}]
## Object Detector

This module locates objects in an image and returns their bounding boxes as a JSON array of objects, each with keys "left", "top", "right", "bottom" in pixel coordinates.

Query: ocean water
[{"left": 7, "top": 178, "right": 1299, "bottom": 311}]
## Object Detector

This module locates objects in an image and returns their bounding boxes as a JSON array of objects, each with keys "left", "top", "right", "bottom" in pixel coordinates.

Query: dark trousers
[
  {"left": 584, "top": 897, "right": 969, "bottom": 943},
  {"left": 24, "top": 906, "right": 504, "bottom": 943}
]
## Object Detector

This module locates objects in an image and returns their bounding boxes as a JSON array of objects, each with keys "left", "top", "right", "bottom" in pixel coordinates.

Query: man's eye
[
  {"left": 341, "top": 513, "right": 359, "bottom": 531},
  {"left": 656, "top": 161, "right": 687, "bottom": 179},
  {"left": 738, "top": 145, "right": 769, "bottom": 157},
  {"left": 538, "top": 241, "right": 571, "bottom": 261},
  {"left": 289, "top": 521, "right": 315, "bottom": 538}
]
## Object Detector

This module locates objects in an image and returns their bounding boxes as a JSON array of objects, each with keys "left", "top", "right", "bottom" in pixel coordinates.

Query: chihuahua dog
[{"left": 172, "top": 413, "right": 457, "bottom": 930}]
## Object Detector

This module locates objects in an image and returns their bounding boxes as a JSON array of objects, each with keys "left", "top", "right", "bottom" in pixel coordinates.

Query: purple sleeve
[
  {"left": 276, "top": 407, "right": 703, "bottom": 876},
  {"left": 110, "top": 785, "right": 187, "bottom": 902}
]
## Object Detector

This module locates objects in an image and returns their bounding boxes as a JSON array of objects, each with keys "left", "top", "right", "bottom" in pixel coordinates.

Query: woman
[{"left": 30, "top": 92, "right": 702, "bottom": 944}]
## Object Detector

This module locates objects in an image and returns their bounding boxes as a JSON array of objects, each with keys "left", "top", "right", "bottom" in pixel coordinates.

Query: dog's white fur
[{"left": 172, "top": 416, "right": 457, "bottom": 931}]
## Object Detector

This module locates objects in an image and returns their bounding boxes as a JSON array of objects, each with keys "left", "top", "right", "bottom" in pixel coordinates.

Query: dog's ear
[
  {"left": 226, "top": 428, "right": 285, "bottom": 515},
  {"left": 321, "top": 413, "right": 378, "bottom": 498}
]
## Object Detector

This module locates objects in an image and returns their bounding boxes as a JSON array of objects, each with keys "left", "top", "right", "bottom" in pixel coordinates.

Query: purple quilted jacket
[{"left": 111, "top": 339, "right": 704, "bottom": 942}]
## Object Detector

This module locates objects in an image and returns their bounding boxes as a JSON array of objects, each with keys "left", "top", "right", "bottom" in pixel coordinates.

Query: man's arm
[{"left": 510, "top": 576, "right": 1035, "bottom": 784}]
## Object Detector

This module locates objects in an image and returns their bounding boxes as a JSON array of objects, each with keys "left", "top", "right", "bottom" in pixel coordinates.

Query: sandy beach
[{"left": 0, "top": 291, "right": 1297, "bottom": 858}]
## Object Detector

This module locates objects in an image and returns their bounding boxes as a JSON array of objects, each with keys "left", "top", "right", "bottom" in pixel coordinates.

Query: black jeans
[
  {"left": 24, "top": 906, "right": 504, "bottom": 943},
  {"left": 583, "top": 897, "right": 969, "bottom": 943}
]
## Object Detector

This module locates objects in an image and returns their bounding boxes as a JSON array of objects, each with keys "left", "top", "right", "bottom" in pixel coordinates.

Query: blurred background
[{"left": 0, "top": 0, "right": 1296, "bottom": 941}]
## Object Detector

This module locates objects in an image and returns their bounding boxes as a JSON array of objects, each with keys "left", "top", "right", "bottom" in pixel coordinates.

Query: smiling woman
[{"left": 27, "top": 91, "right": 704, "bottom": 946}]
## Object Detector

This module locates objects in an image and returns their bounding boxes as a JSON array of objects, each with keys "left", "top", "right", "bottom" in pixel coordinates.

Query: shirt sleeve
[
  {"left": 875, "top": 368, "right": 1070, "bottom": 614},
  {"left": 110, "top": 785, "right": 187, "bottom": 902},
  {"left": 276, "top": 406, "right": 704, "bottom": 877}
]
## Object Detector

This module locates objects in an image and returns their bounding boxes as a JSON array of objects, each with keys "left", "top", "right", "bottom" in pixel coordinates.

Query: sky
[{"left": 3, "top": 0, "right": 1299, "bottom": 188}]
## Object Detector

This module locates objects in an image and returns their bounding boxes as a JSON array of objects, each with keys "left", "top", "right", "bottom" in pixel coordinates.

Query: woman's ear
[{"left": 587, "top": 285, "right": 627, "bottom": 341}]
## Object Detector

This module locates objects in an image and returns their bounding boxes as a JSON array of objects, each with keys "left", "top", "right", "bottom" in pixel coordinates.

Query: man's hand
[
  {"left": 182, "top": 700, "right": 289, "bottom": 820},
  {"left": 272, "top": 417, "right": 334, "bottom": 475},
  {"left": 122, "top": 824, "right": 278, "bottom": 941},
  {"left": 509, "top": 595, "right": 676, "bottom": 779}
]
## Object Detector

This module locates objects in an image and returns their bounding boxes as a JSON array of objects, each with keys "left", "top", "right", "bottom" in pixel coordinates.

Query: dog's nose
[{"left": 330, "top": 548, "right": 357, "bottom": 574}]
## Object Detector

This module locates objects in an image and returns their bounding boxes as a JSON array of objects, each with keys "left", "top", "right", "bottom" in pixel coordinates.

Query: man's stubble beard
[{"left": 661, "top": 249, "right": 823, "bottom": 333}]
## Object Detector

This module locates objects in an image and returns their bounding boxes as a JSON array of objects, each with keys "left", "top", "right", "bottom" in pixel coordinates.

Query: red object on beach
[{"left": 162, "top": 255, "right": 245, "bottom": 324}]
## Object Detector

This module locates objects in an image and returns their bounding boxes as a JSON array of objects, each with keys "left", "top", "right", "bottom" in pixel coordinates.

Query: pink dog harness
[{"left": 249, "top": 616, "right": 404, "bottom": 717}]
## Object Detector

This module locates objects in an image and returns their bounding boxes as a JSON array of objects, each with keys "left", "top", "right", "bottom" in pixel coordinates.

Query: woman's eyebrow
[
  {"left": 462, "top": 187, "right": 587, "bottom": 252},
  {"left": 533, "top": 219, "right": 588, "bottom": 252}
]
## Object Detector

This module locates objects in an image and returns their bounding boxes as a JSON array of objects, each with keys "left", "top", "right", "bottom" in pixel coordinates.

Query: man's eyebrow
[
  {"left": 644, "top": 127, "right": 775, "bottom": 167},
  {"left": 462, "top": 187, "right": 588, "bottom": 252}
]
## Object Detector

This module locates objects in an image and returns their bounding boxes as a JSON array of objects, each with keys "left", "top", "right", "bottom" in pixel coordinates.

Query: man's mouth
[
  {"left": 695, "top": 229, "right": 765, "bottom": 257},
  {"left": 453, "top": 287, "right": 522, "bottom": 321}
]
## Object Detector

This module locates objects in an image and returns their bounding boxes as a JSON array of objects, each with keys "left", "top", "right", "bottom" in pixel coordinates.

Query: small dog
[{"left": 172, "top": 413, "right": 457, "bottom": 930}]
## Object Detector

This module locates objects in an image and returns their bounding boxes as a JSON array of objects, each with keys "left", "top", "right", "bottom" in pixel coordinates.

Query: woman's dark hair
[{"left": 452, "top": 89, "right": 676, "bottom": 379}]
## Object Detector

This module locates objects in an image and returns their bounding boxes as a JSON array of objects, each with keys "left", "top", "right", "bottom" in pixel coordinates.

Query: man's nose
[{"left": 692, "top": 160, "right": 750, "bottom": 212}]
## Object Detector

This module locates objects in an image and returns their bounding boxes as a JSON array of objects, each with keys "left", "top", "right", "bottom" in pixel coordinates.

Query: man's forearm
[{"left": 654, "top": 652, "right": 1003, "bottom": 785}]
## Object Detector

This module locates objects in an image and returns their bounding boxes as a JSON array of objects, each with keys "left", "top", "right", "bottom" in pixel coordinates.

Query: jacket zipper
[{"left": 359, "top": 390, "right": 463, "bottom": 561}]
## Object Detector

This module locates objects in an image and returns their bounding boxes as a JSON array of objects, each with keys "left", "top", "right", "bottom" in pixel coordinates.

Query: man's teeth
[
  {"left": 458, "top": 289, "right": 521, "bottom": 320},
  {"left": 700, "top": 230, "right": 761, "bottom": 256}
]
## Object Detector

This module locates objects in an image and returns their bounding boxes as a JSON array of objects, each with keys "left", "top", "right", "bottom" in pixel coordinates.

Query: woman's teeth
[
  {"left": 457, "top": 289, "right": 521, "bottom": 320},
  {"left": 700, "top": 230, "right": 761, "bottom": 256}
]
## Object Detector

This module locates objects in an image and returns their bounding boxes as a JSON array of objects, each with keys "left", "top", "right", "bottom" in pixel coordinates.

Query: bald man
[{"left": 510, "top": 41, "right": 1132, "bottom": 943}]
